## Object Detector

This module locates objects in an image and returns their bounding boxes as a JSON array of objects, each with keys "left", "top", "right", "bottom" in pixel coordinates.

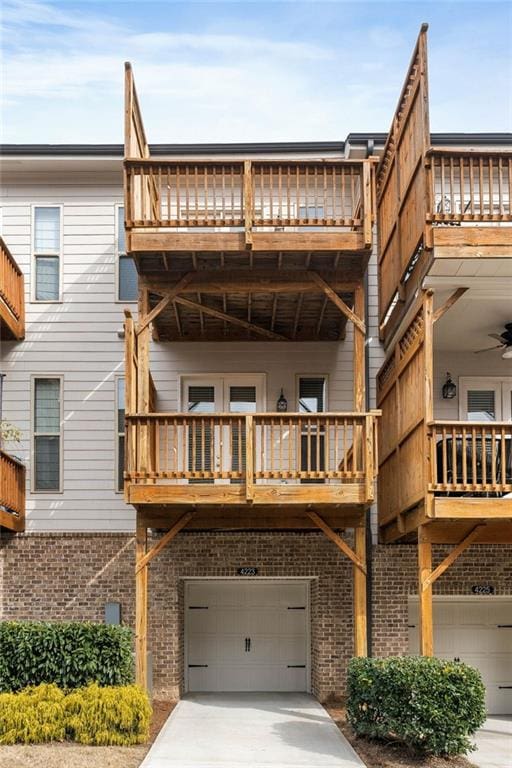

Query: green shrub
[
  {"left": 0, "top": 684, "right": 66, "bottom": 745},
  {"left": 0, "top": 621, "right": 134, "bottom": 692},
  {"left": 0, "top": 683, "right": 151, "bottom": 745},
  {"left": 347, "top": 656, "right": 486, "bottom": 756},
  {"left": 66, "top": 683, "right": 152, "bottom": 745}
]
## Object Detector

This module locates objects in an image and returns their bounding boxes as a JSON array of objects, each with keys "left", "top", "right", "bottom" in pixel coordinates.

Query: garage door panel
[
  {"left": 186, "top": 580, "right": 309, "bottom": 693},
  {"left": 408, "top": 597, "right": 512, "bottom": 715},
  {"left": 187, "top": 609, "right": 216, "bottom": 633}
]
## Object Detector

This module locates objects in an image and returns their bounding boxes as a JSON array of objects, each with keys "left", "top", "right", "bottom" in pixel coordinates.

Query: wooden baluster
[
  {"left": 442, "top": 427, "right": 447, "bottom": 488},
  {"left": 343, "top": 418, "right": 347, "bottom": 475},
  {"left": 462, "top": 426, "right": 467, "bottom": 489},
  {"left": 259, "top": 166, "right": 264, "bottom": 225},
  {"left": 481, "top": 426, "right": 487, "bottom": 489},
  {"left": 269, "top": 166, "right": 274, "bottom": 223},
  {"left": 449, "top": 157, "right": 455, "bottom": 216},
  {"left": 230, "top": 165, "right": 235, "bottom": 225},
  {"left": 500, "top": 425, "right": 506, "bottom": 489},
  {"left": 295, "top": 419, "right": 300, "bottom": 479},
  {"left": 278, "top": 165, "right": 283, "bottom": 222},
  {"left": 221, "top": 165, "right": 226, "bottom": 224},
  {"left": 469, "top": 157, "right": 475, "bottom": 217},
  {"left": 201, "top": 418, "right": 206, "bottom": 478},
  {"left": 288, "top": 417, "right": 292, "bottom": 477},
  {"left": 305, "top": 167, "right": 309, "bottom": 222},
  {"left": 314, "top": 166, "right": 318, "bottom": 222},
  {"left": 204, "top": 167, "right": 208, "bottom": 225},
  {"left": 306, "top": 419, "right": 311, "bottom": 477},
  {"left": 340, "top": 167, "right": 346, "bottom": 221},
  {"left": 440, "top": 157, "right": 446, "bottom": 215},
  {"left": 334, "top": 418, "right": 339, "bottom": 475},
  {"left": 286, "top": 165, "right": 291, "bottom": 224},
  {"left": 212, "top": 166, "right": 217, "bottom": 225},
  {"left": 489, "top": 157, "right": 494, "bottom": 218},
  {"left": 166, "top": 167, "right": 171, "bottom": 224},
  {"left": 316, "top": 417, "right": 320, "bottom": 477},
  {"left": 430, "top": 426, "right": 438, "bottom": 487},
  {"left": 508, "top": 158, "right": 512, "bottom": 216},
  {"left": 451, "top": 426, "right": 457, "bottom": 488},
  {"left": 491, "top": 427, "right": 497, "bottom": 488},
  {"left": 471, "top": 426, "right": 477, "bottom": 489},
  {"left": 296, "top": 164, "right": 300, "bottom": 226},
  {"left": 498, "top": 157, "right": 504, "bottom": 217},
  {"left": 479, "top": 157, "right": 484, "bottom": 216},
  {"left": 459, "top": 157, "right": 464, "bottom": 216},
  {"left": 325, "top": 417, "right": 330, "bottom": 477}
]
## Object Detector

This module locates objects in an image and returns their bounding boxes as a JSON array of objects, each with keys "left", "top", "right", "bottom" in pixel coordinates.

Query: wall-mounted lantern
[
  {"left": 442, "top": 373, "right": 457, "bottom": 400},
  {"left": 276, "top": 389, "right": 288, "bottom": 412}
]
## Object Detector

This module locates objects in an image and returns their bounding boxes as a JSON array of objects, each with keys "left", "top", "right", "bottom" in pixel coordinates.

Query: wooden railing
[
  {"left": 427, "top": 150, "right": 512, "bottom": 223},
  {"left": 0, "top": 450, "right": 25, "bottom": 529},
  {"left": 125, "top": 411, "right": 379, "bottom": 504},
  {"left": 0, "top": 237, "right": 24, "bottom": 339},
  {"left": 124, "top": 159, "right": 372, "bottom": 234},
  {"left": 428, "top": 421, "right": 512, "bottom": 494}
]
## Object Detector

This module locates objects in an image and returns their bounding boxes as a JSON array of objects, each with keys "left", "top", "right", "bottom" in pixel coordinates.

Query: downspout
[{"left": 364, "top": 138, "right": 374, "bottom": 656}]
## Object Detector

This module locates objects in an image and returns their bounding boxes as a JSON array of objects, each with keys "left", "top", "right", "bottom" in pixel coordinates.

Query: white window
[
  {"left": 298, "top": 376, "right": 326, "bottom": 413},
  {"left": 32, "top": 376, "right": 62, "bottom": 492},
  {"left": 116, "top": 377, "right": 125, "bottom": 491},
  {"left": 459, "top": 377, "right": 512, "bottom": 421},
  {"left": 33, "top": 206, "right": 61, "bottom": 301},
  {"left": 117, "top": 206, "right": 137, "bottom": 302}
]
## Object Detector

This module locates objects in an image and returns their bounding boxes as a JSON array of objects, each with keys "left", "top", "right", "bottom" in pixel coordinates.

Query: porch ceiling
[
  {"left": 433, "top": 289, "right": 512, "bottom": 352},
  {"left": 141, "top": 253, "right": 363, "bottom": 342}
]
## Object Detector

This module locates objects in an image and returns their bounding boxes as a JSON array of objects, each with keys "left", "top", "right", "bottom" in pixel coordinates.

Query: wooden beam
[
  {"left": 136, "top": 274, "right": 192, "bottom": 335},
  {"left": 432, "top": 287, "right": 468, "bottom": 324},
  {"left": 353, "top": 281, "right": 365, "bottom": 411},
  {"left": 135, "top": 517, "right": 148, "bottom": 689},
  {"left": 422, "top": 524, "right": 484, "bottom": 590},
  {"left": 142, "top": 271, "right": 359, "bottom": 297},
  {"left": 135, "top": 510, "right": 194, "bottom": 573},
  {"left": 306, "top": 510, "right": 366, "bottom": 573},
  {"left": 353, "top": 525, "right": 367, "bottom": 656},
  {"left": 137, "top": 289, "right": 151, "bottom": 474},
  {"left": 310, "top": 273, "right": 366, "bottom": 333},
  {"left": 418, "top": 525, "right": 433, "bottom": 656},
  {"left": 174, "top": 295, "right": 288, "bottom": 341},
  {"left": 244, "top": 160, "right": 253, "bottom": 249}
]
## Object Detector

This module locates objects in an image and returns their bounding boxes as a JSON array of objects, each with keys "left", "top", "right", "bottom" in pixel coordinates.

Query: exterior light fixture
[
  {"left": 276, "top": 389, "right": 288, "bottom": 412},
  {"left": 442, "top": 373, "right": 457, "bottom": 400}
]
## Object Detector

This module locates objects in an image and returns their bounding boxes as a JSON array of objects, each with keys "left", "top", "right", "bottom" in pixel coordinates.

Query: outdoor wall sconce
[
  {"left": 276, "top": 389, "right": 288, "bottom": 412},
  {"left": 442, "top": 373, "right": 457, "bottom": 400}
]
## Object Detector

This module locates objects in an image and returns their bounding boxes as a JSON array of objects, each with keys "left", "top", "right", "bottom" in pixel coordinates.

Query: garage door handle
[
  {"left": 287, "top": 665, "right": 306, "bottom": 668},
  {"left": 188, "top": 664, "right": 208, "bottom": 668},
  {"left": 498, "top": 686, "right": 512, "bottom": 689},
  {"left": 497, "top": 624, "right": 512, "bottom": 628}
]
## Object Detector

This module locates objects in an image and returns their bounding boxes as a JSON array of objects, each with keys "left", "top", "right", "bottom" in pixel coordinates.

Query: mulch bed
[
  {"left": 325, "top": 704, "right": 478, "bottom": 768},
  {"left": 0, "top": 699, "right": 176, "bottom": 768}
]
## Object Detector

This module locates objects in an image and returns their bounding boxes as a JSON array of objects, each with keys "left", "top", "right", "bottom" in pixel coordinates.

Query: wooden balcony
[
  {"left": 124, "top": 411, "right": 379, "bottom": 512},
  {"left": 0, "top": 237, "right": 24, "bottom": 341},
  {"left": 426, "top": 149, "right": 512, "bottom": 256},
  {"left": 427, "top": 420, "right": 512, "bottom": 520},
  {"left": 0, "top": 450, "right": 25, "bottom": 532},
  {"left": 125, "top": 158, "right": 374, "bottom": 259}
]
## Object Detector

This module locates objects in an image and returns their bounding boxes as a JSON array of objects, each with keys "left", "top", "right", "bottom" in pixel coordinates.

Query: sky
[{"left": 1, "top": 0, "right": 511, "bottom": 144}]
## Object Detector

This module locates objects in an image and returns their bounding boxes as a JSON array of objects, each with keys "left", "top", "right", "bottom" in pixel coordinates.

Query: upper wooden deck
[
  {"left": 376, "top": 26, "right": 512, "bottom": 345},
  {"left": 0, "top": 237, "right": 24, "bottom": 341},
  {"left": 123, "top": 63, "right": 375, "bottom": 270}
]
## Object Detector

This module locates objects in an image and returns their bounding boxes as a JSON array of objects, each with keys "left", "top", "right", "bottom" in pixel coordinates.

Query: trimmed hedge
[
  {"left": 347, "top": 656, "right": 486, "bottom": 756},
  {"left": 0, "top": 683, "right": 151, "bottom": 745},
  {"left": 0, "top": 622, "right": 134, "bottom": 692}
]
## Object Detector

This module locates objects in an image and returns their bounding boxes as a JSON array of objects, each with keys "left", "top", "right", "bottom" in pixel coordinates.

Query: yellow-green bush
[
  {"left": 0, "top": 683, "right": 151, "bottom": 746},
  {"left": 66, "top": 683, "right": 151, "bottom": 746},
  {"left": 0, "top": 684, "right": 67, "bottom": 745}
]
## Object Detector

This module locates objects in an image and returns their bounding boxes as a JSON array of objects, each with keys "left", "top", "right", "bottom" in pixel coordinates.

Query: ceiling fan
[{"left": 474, "top": 323, "right": 512, "bottom": 359}]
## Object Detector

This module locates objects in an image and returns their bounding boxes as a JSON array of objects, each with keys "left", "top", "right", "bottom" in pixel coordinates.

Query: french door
[{"left": 182, "top": 375, "right": 265, "bottom": 481}]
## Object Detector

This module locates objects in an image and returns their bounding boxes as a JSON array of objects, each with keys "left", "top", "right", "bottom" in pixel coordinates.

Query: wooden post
[
  {"left": 418, "top": 524, "right": 433, "bottom": 656},
  {"left": 353, "top": 524, "right": 367, "bottom": 657},
  {"left": 243, "top": 160, "right": 253, "bottom": 250},
  {"left": 137, "top": 289, "right": 151, "bottom": 475},
  {"left": 135, "top": 515, "right": 148, "bottom": 689},
  {"left": 245, "top": 414, "right": 254, "bottom": 502},
  {"left": 362, "top": 161, "right": 373, "bottom": 249},
  {"left": 353, "top": 281, "right": 365, "bottom": 412},
  {"left": 124, "top": 311, "right": 137, "bottom": 498}
]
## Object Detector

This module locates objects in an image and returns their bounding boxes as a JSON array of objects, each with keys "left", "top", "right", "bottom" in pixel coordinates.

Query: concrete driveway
[
  {"left": 472, "top": 717, "right": 512, "bottom": 768},
  {"left": 140, "top": 693, "right": 366, "bottom": 768}
]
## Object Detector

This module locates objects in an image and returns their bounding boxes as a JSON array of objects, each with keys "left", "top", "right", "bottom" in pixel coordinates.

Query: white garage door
[
  {"left": 185, "top": 580, "right": 309, "bottom": 692},
  {"left": 409, "top": 597, "right": 512, "bottom": 715}
]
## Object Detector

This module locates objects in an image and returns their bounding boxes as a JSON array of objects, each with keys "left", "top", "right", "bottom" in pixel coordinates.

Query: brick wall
[
  {"left": 372, "top": 543, "right": 512, "bottom": 657},
  {"left": 1, "top": 532, "right": 510, "bottom": 700},
  {"left": 0, "top": 531, "right": 352, "bottom": 701}
]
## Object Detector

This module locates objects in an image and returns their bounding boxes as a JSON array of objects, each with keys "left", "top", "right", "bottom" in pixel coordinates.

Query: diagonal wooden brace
[
  {"left": 421, "top": 524, "right": 484, "bottom": 591},
  {"left": 135, "top": 511, "right": 195, "bottom": 573},
  {"left": 307, "top": 510, "right": 366, "bottom": 574}
]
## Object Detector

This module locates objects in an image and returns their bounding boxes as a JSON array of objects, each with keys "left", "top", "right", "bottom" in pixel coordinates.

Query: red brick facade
[{"left": 1, "top": 531, "right": 510, "bottom": 700}]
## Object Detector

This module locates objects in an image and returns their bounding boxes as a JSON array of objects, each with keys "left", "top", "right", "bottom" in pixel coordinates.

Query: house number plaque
[
  {"left": 237, "top": 567, "right": 258, "bottom": 576},
  {"left": 471, "top": 585, "right": 495, "bottom": 595}
]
